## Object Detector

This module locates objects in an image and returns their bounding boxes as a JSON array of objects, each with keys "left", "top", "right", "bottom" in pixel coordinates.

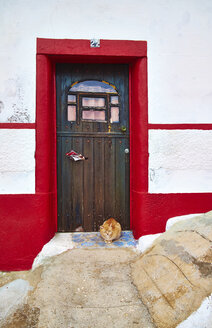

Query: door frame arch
[{"left": 36, "top": 38, "right": 148, "bottom": 238}]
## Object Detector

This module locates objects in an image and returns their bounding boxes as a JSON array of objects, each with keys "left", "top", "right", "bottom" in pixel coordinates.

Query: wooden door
[{"left": 56, "top": 64, "right": 129, "bottom": 231}]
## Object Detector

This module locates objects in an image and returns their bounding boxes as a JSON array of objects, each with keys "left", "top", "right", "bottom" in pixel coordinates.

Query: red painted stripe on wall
[
  {"left": 0, "top": 123, "right": 36, "bottom": 129},
  {"left": 1, "top": 123, "right": 211, "bottom": 130},
  {"left": 149, "top": 124, "right": 212, "bottom": 130}
]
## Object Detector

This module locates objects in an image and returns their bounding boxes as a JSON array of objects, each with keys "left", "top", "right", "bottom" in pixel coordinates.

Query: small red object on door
[{"left": 66, "top": 150, "right": 85, "bottom": 161}]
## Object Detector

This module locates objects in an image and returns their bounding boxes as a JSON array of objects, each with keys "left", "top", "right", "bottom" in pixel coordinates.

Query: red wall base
[
  {"left": 132, "top": 192, "right": 212, "bottom": 239},
  {"left": 0, "top": 193, "right": 56, "bottom": 271},
  {"left": 1, "top": 191, "right": 211, "bottom": 270}
]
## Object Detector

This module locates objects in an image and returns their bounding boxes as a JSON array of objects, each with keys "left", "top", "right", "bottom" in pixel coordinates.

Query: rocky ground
[
  {"left": 132, "top": 211, "right": 212, "bottom": 328},
  {"left": 1, "top": 212, "right": 212, "bottom": 328}
]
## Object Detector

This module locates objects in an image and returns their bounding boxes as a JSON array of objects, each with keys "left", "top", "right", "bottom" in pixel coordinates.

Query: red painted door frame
[
  {"left": 36, "top": 38, "right": 148, "bottom": 236},
  {"left": 36, "top": 38, "right": 212, "bottom": 243}
]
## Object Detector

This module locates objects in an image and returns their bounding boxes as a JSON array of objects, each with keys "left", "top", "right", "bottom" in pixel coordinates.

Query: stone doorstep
[{"left": 32, "top": 231, "right": 137, "bottom": 270}]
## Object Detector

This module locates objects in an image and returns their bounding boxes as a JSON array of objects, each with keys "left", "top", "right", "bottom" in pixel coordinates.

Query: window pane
[
  {"left": 70, "top": 80, "right": 117, "bottom": 93},
  {"left": 111, "top": 96, "right": 119, "bottom": 104},
  {"left": 67, "top": 105, "right": 76, "bottom": 121},
  {"left": 68, "top": 95, "right": 76, "bottom": 103},
  {"left": 82, "top": 110, "right": 105, "bottom": 121},
  {"left": 82, "top": 97, "right": 105, "bottom": 107},
  {"left": 110, "top": 107, "right": 119, "bottom": 123}
]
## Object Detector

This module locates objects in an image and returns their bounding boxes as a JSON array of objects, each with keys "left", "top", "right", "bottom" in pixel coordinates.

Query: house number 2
[{"left": 90, "top": 39, "right": 100, "bottom": 48}]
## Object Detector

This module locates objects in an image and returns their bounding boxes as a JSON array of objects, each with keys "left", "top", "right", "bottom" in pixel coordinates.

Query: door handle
[
  {"left": 121, "top": 126, "right": 127, "bottom": 133},
  {"left": 125, "top": 148, "right": 129, "bottom": 154}
]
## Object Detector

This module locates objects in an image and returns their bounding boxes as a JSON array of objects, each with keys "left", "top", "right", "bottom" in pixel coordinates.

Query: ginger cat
[{"left": 100, "top": 218, "right": 122, "bottom": 243}]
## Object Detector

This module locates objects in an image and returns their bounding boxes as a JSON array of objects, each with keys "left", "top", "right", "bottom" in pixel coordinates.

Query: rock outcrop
[{"left": 131, "top": 211, "right": 212, "bottom": 328}]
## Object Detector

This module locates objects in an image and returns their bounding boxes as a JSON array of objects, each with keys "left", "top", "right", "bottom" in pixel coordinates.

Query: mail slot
[{"left": 66, "top": 150, "right": 88, "bottom": 161}]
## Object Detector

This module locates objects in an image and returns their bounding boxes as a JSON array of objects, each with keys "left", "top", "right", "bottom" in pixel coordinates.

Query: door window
[
  {"left": 67, "top": 105, "right": 76, "bottom": 121},
  {"left": 82, "top": 97, "right": 105, "bottom": 107},
  {"left": 69, "top": 80, "right": 116, "bottom": 93},
  {"left": 67, "top": 80, "right": 120, "bottom": 123}
]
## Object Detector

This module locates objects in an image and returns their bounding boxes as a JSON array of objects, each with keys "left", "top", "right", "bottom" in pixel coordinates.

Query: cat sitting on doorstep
[{"left": 100, "top": 218, "right": 122, "bottom": 243}]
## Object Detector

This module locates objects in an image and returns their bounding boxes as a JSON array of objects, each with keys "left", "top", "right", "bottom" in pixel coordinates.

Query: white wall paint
[
  {"left": 0, "top": 129, "right": 35, "bottom": 194},
  {"left": 0, "top": 0, "right": 212, "bottom": 193},
  {"left": 149, "top": 130, "right": 212, "bottom": 193},
  {"left": 1, "top": 0, "right": 212, "bottom": 124}
]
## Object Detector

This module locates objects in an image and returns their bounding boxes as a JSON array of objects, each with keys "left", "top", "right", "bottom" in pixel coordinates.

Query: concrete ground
[{"left": 0, "top": 248, "right": 155, "bottom": 328}]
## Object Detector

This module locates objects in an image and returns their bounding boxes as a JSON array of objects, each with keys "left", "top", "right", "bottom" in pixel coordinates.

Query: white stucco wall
[
  {"left": 149, "top": 130, "right": 212, "bottom": 193},
  {"left": 0, "top": 129, "right": 35, "bottom": 194},
  {"left": 0, "top": 0, "right": 212, "bottom": 193}
]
